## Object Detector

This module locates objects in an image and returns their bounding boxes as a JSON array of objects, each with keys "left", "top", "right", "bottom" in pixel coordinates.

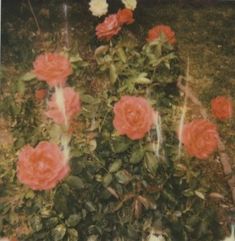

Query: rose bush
[
  {"left": 117, "top": 8, "right": 134, "bottom": 25},
  {"left": 146, "top": 24, "right": 176, "bottom": 45},
  {"left": 45, "top": 87, "right": 81, "bottom": 125},
  {"left": 211, "top": 96, "right": 233, "bottom": 121},
  {"left": 181, "top": 119, "right": 219, "bottom": 159},
  {"left": 113, "top": 96, "right": 155, "bottom": 140},
  {"left": 96, "top": 14, "right": 121, "bottom": 40},
  {"left": 3, "top": 17, "right": 230, "bottom": 240},
  {"left": 17, "top": 142, "right": 69, "bottom": 190},
  {"left": 33, "top": 53, "right": 72, "bottom": 87}
]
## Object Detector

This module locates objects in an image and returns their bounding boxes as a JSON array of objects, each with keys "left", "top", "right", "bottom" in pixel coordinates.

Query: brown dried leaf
[{"left": 132, "top": 199, "right": 142, "bottom": 219}]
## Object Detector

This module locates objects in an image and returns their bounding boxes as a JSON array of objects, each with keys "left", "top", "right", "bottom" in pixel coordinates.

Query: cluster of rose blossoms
[
  {"left": 96, "top": 8, "right": 134, "bottom": 40},
  {"left": 89, "top": 0, "right": 137, "bottom": 18},
  {"left": 181, "top": 95, "right": 233, "bottom": 160},
  {"left": 17, "top": 53, "right": 78, "bottom": 191},
  {"left": 17, "top": 23, "right": 233, "bottom": 199}
]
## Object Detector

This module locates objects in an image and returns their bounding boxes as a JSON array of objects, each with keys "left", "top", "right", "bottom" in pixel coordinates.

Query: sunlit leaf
[
  {"left": 103, "top": 173, "right": 113, "bottom": 187},
  {"left": 130, "top": 146, "right": 145, "bottom": 164},
  {"left": 109, "top": 160, "right": 122, "bottom": 173},
  {"left": 20, "top": 71, "right": 36, "bottom": 81},
  {"left": 109, "top": 64, "right": 118, "bottom": 84},
  {"left": 70, "top": 54, "right": 83, "bottom": 63},
  {"left": 115, "top": 170, "right": 132, "bottom": 185}
]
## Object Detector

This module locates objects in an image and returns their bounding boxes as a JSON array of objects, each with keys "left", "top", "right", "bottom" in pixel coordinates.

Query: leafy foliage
[{"left": 0, "top": 34, "right": 227, "bottom": 241}]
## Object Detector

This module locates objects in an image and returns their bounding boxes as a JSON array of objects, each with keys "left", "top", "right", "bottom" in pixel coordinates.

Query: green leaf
[
  {"left": 162, "top": 190, "right": 177, "bottom": 204},
  {"left": 24, "top": 190, "right": 35, "bottom": 199},
  {"left": 195, "top": 190, "right": 205, "bottom": 200},
  {"left": 20, "top": 71, "right": 36, "bottom": 81},
  {"left": 80, "top": 94, "right": 97, "bottom": 104},
  {"left": 115, "top": 169, "right": 132, "bottom": 185},
  {"left": 67, "top": 228, "right": 79, "bottom": 241},
  {"left": 130, "top": 146, "right": 145, "bottom": 164},
  {"left": 144, "top": 152, "right": 158, "bottom": 174},
  {"left": 89, "top": 139, "right": 97, "bottom": 152},
  {"left": 109, "top": 64, "right": 118, "bottom": 84},
  {"left": 51, "top": 224, "right": 66, "bottom": 241},
  {"left": 70, "top": 54, "right": 83, "bottom": 63},
  {"left": 117, "top": 47, "right": 127, "bottom": 63},
  {"left": 66, "top": 214, "right": 81, "bottom": 227},
  {"left": 134, "top": 73, "right": 152, "bottom": 85},
  {"left": 103, "top": 173, "right": 113, "bottom": 187},
  {"left": 95, "top": 45, "right": 109, "bottom": 58},
  {"left": 45, "top": 217, "right": 59, "bottom": 228},
  {"left": 17, "top": 80, "right": 25, "bottom": 95},
  {"left": 40, "top": 207, "right": 52, "bottom": 218},
  {"left": 66, "top": 176, "right": 85, "bottom": 190},
  {"left": 110, "top": 136, "right": 132, "bottom": 153},
  {"left": 49, "top": 124, "right": 63, "bottom": 142},
  {"left": 183, "top": 189, "right": 194, "bottom": 197},
  {"left": 109, "top": 160, "right": 122, "bottom": 173},
  {"left": 29, "top": 216, "right": 43, "bottom": 232},
  {"left": 9, "top": 212, "right": 19, "bottom": 226}
]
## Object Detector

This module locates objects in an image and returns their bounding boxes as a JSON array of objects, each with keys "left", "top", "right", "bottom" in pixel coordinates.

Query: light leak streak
[
  {"left": 177, "top": 57, "right": 190, "bottom": 159},
  {"left": 155, "top": 112, "right": 163, "bottom": 159},
  {"left": 55, "top": 86, "right": 68, "bottom": 128},
  {"left": 223, "top": 225, "right": 235, "bottom": 241},
  {"left": 62, "top": 1, "right": 70, "bottom": 48},
  {"left": 54, "top": 86, "right": 71, "bottom": 163},
  {"left": 60, "top": 134, "right": 71, "bottom": 163}
]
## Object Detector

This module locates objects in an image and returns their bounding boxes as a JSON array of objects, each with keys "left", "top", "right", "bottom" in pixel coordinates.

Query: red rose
[
  {"left": 96, "top": 14, "right": 121, "bottom": 40},
  {"left": 211, "top": 96, "right": 233, "bottom": 121},
  {"left": 113, "top": 96, "right": 155, "bottom": 140},
  {"left": 45, "top": 87, "right": 81, "bottom": 125},
  {"left": 146, "top": 24, "right": 176, "bottom": 45},
  {"left": 33, "top": 53, "right": 72, "bottom": 87},
  {"left": 17, "top": 142, "right": 69, "bottom": 190},
  {"left": 117, "top": 8, "right": 134, "bottom": 26},
  {"left": 181, "top": 119, "right": 219, "bottom": 160},
  {"left": 35, "top": 88, "right": 47, "bottom": 101}
]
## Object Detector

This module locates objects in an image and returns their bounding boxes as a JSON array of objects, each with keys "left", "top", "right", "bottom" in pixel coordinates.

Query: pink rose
[
  {"left": 96, "top": 14, "right": 121, "bottom": 40},
  {"left": 45, "top": 87, "right": 81, "bottom": 125},
  {"left": 17, "top": 142, "right": 69, "bottom": 190},
  {"left": 33, "top": 53, "right": 72, "bottom": 87},
  {"left": 117, "top": 8, "right": 134, "bottom": 26},
  {"left": 113, "top": 96, "right": 155, "bottom": 140},
  {"left": 211, "top": 96, "right": 233, "bottom": 121},
  {"left": 146, "top": 24, "right": 176, "bottom": 45},
  {"left": 181, "top": 119, "right": 219, "bottom": 160}
]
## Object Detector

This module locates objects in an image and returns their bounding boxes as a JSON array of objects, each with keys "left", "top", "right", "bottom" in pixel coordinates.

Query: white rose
[
  {"left": 89, "top": 0, "right": 108, "bottom": 17},
  {"left": 121, "top": 0, "right": 137, "bottom": 10},
  {"left": 147, "top": 234, "right": 166, "bottom": 241}
]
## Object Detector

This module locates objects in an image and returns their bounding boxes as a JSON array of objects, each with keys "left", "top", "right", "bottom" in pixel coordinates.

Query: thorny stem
[
  {"left": 177, "top": 75, "right": 235, "bottom": 205},
  {"left": 27, "top": 0, "right": 41, "bottom": 34}
]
